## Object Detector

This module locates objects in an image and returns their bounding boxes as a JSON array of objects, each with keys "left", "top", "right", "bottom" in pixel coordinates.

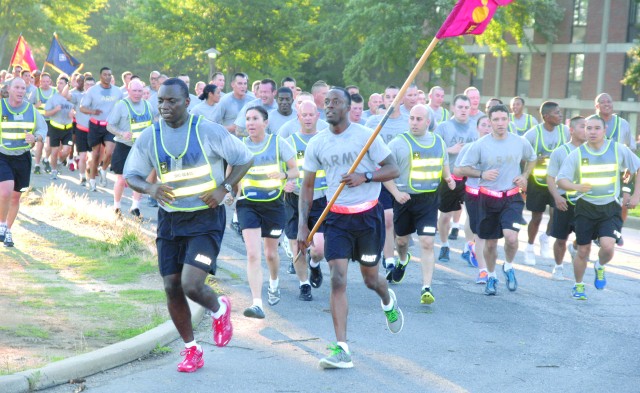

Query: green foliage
[{"left": 622, "top": 45, "right": 640, "bottom": 95}]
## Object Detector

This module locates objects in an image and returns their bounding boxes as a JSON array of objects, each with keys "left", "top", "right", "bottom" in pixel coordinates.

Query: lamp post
[{"left": 205, "top": 47, "right": 220, "bottom": 82}]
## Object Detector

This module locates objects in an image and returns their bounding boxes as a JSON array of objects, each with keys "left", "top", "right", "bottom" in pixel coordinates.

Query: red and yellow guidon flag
[
  {"left": 10, "top": 35, "right": 38, "bottom": 72},
  {"left": 436, "top": 0, "right": 514, "bottom": 39}
]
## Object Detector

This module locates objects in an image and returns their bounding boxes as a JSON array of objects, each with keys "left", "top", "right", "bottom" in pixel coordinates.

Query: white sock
[
  {"left": 89, "top": 179, "right": 96, "bottom": 187},
  {"left": 526, "top": 243, "right": 534, "bottom": 252},
  {"left": 554, "top": 263, "right": 563, "bottom": 269},
  {"left": 252, "top": 298, "right": 263, "bottom": 308},
  {"left": 385, "top": 257, "right": 396, "bottom": 267},
  {"left": 488, "top": 271, "right": 497, "bottom": 278},
  {"left": 452, "top": 222, "right": 460, "bottom": 230},
  {"left": 299, "top": 280, "right": 310, "bottom": 287},
  {"left": 131, "top": 199, "right": 140, "bottom": 209},
  {"left": 0, "top": 222, "right": 6, "bottom": 227},
  {"left": 422, "top": 285, "right": 430, "bottom": 292},
  {"left": 337, "top": 341, "right": 350, "bottom": 354},
  {"left": 442, "top": 241, "right": 450, "bottom": 248},
  {"left": 309, "top": 260, "right": 320, "bottom": 268},
  {"left": 503, "top": 262, "right": 513, "bottom": 271},
  {"left": 463, "top": 242, "right": 471, "bottom": 252},
  {"left": 575, "top": 281, "right": 584, "bottom": 286},
  {"left": 184, "top": 340, "right": 201, "bottom": 351},
  {"left": 211, "top": 299, "right": 227, "bottom": 319},
  {"left": 114, "top": 201, "right": 121, "bottom": 209},
  {"left": 269, "top": 278, "right": 279, "bottom": 291},
  {"left": 381, "top": 297, "right": 394, "bottom": 311},
  {"left": 595, "top": 260, "right": 603, "bottom": 269}
]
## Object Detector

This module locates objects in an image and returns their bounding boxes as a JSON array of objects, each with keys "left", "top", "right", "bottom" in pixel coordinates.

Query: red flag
[
  {"left": 436, "top": 0, "right": 514, "bottom": 39},
  {"left": 10, "top": 35, "right": 38, "bottom": 72}
]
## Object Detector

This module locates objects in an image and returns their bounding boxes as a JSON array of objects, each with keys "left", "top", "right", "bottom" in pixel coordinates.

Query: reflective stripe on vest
[
  {"left": 290, "top": 133, "right": 327, "bottom": 191},
  {"left": 124, "top": 99, "right": 153, "bottom": 141},
  {"left": 0, "top": 98, "right": 36, "bottom": 150},
  {"left": 509, "top": 113, "right": 533, "bottom": 136},
  {"left": 533, "top": 124, "right": 568, "bottom": 186},
  {"left": 399, "top": 132, "right": 445, "bottom": 193},
  {"left": 605, "top": 115, "right": 621, "bottom": 143},
  {"left": 36, "top": 88, "right": 54, "bottom": 115},
  {"left": 437, "top": 108, "right": 450, "bottom": 124},
  {"left": 153, "top": 115, "right": 216, "bottom": 212},
  {"left": 242, "top": 134, "right": 284, "bottom": 202},
  {"left": 578, "top": 140, "right": 619, "bottom": 198}
]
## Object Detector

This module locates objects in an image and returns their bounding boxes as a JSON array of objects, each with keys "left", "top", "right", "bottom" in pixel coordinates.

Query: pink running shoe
[
  {"left": 213, "top": 296, "right": 233, "bottom": 347},
  {"left": 177, "top": 346, "right": 204, "bottom": 373}
]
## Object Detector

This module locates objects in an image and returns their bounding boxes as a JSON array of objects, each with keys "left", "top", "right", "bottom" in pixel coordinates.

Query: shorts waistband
[
  {"left": 451, "top": 175, "right": 464, "bottom": 181},
  {"left": 330, "top": 200, "right": 377, "bottom": 214},
  {"left": 465, "top": 185, "right": 479, "bottom": 195},
  {"left": 479, "top": 187, "right": 520, "bottom": 198},
  {"left": 90, "top": 118, "right": 108, "bottom": 126},
  {"left": 50, "top": 120, "right": 73, "bottom": 130}
]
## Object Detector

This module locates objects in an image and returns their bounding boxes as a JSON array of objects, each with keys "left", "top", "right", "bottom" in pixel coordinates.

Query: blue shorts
[
  {"left": 156, "top": 206, "right": 226, "bottom": 276},
  {"left": 378, "top": 187, "right": 394, "bottom": 210},
  {"left": 477, "top": 193, "right": 525, "bottom": 240},
  {"left": 393, "top": 192, "right": 439, "bottom": 236},
  {"left": 237, "top": 197, "right": 285, "bottom": 238},
  {"left": 464, "top": 191, "right": 480, "bottom": 235},
  {"left": 551, "top": 201, "right": 575, "bottom": 241},
  {"left": 284, "top": 192, "right": 326, "bottom": 239},
  {"left": 574, "top": 200, "right": 622, "bottom": 245},
  {"left": 0, "top": 151, "right": 31, "bottom": 192},
  {"left": 323, "top": 203, "right": 384, "bottom": 266}
]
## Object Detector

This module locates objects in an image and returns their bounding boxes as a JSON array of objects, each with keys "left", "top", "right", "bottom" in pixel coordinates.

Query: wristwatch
[
  {"left": 364, "top": 172, "right": 373, "bottom": 183},
  {"left": 223, "top": 183, "right": 234, "bottom": 196}
]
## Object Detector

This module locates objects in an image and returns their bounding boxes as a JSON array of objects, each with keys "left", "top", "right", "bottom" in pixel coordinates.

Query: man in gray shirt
[
  {"left": 297, "top": 87, "right": 403, "bottom": 369},
  {"left": 266, "top": 87, "right": 296, "bottom": 135},
  {"left": 278, "top": 92, "right": 329, "bottom": 139},
  {"left": 212, "top": 72, "right": 252, "bottom": 134},
  {"left": 124, "top": 78, "right": 253, "bottom": 372},
  {"left": 44, "top": 76, "right": 74, "bottom": 179},
  {"left": 457, "top": 104, "right": 536, "bottom": 296},
  {"left": 557, "top": 115, "right": 640, "bottom": 300},
  {"left": 234, "top": 78, "right": 278, "bottom": 137}
]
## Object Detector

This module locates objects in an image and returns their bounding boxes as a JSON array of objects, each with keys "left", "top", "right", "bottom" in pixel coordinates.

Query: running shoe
[
  {"left": 298, "top": 284, "right": 312, "bottom": 301},
  {"left": 572, "top": 283, "right": 587, "bottom": 300},
  {"left": 213, "top": 296, "right": 233, "bottom": 347},
  {"left": 503, "top": 265, "right": 518, "bottom": 292},
  {"left": 461, "top": 250, "right": 471, "bottom": 265},
  {"left": 130, "top": 208, "right": 142, "bottom": 220},
  {"left": 319, "top": 344, "right": 353, "bottom": 369},
  {"left": 468, "top": 242, "right": 478, "bottom": 267},
  {"left": 79, "top": 178, "right": 87, "bottom": 187},
  {"left": 49, "top": 170, "right": 58, "bottom": 180},
  {"left": 568, "top": 243, "right": 577, "bottom": 259},
  {"left": 33, "top": 165, "right": 41, "bottom": 175},
  {"left": 68, "top": 161, "right": 75, "bottom": 172},
  {"left": 448, "top": 227, "right": 459, "bottom": 240},
  {"left": 476, "top": 270, "right": 488, "bottom": 284},
  {"left": 551, "top": 265, "right": 564, "bottom": 281},
  {"left": 267, "top": 286, "right": 281, "bottom": 306},
  {"left": 243, "top": 305, "right": 265, "bottom": 319},
  {"left": 594, "top": 263, "right": 607, "bottom": 290},
  {"left": 0, "top": 225, "right": 6, "bottom": 242},
  {"left": 540, "top": 233, "right": 552, "bottom": 259},
  {"left": 420, "top": 287, "right": 435, "bottom": 305},
  {"left": 438, "top": 246, "right": 450, "bottom": 262},
  {"left": 115, "top": 208, "right": 122, "bottom": 217},
  {"left": 43, "top": 160, "right": 51, "bottom": 174},
  {"left": 230, "top": 220, "right": 241, "bottom": 236},
  {"left": 177, "top": 346, "right": 204, "bottom": 373},
  {"left": 90, "top": 183, "right": 97, "bottom": 192},
  {"left": 392, "top": 253, "right": 411, "bottom": 283},
  {"left": 485, "top": 276, "right": 498, "bottom": 296},
  {"left": 384, "top": 289, "right": 404, "bottom": 334},
  {"left": 287, "top": 261, "right": 296, "bottom": 274},
  {"left": 309, "top": 253, "right": 323, "bottom": 289},
  {"left": 99, "top": 168, "right": 107, "bottom": 186},
  {"left": 524, "top": 248, "right": 536, "bottom": 266},
  {"left": 385, "top": 263, "right": 395, "bottom": 283}
]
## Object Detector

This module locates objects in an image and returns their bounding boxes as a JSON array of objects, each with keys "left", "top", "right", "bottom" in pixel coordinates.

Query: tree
[{"left": 0, "top": 0, "right": 107, "bottom": 70}]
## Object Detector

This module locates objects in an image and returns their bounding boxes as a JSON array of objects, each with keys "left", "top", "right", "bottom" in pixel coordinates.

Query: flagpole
[{"left": 301, "top": 36, "right": 441, "bottom": 250}]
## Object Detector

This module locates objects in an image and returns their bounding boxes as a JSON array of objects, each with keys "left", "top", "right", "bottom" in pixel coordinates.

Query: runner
[
  {"left": 32, "top": 72, "right": 56, "bottom": 175},
  {"left": 191, "top": 84, "right": 220, "bottom": 122},
  {"left": 457, "top": 104, "right": 536, "bottom": 295},
  {"left": 509, "top": 96, "right": 538, "bottom": 136},
  {"left": 297, "top": 87, "right": 403, "bottom": 369},
  {"left": 123, "top": 78, "right": 252, "bottom": 372},
  {"left": 556, "top": 115, "right": 640, "bottom": 300},
  {"left": 43, "top": 76, "right": 74, "bottom": 180},
  {"left": 384, "top": 104, "right": 455, "bottom": 304}
]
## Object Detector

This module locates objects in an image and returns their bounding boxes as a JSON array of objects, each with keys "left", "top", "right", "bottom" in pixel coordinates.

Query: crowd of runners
[{"left": 1, "top": 65, "right": 638, "bottom": 370}]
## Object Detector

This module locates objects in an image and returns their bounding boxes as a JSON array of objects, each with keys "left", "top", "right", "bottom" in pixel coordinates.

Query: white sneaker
[
  {"left": 539, "top": 233, "right": 552, "bottom": 259},
  {"left": 551, "top": 265, "right": 564, "bottom": 281},
  {"left": 568, "top": 243, "right": 577, "bottom": 260},
  {"left": 524, "top": 249, "right": 536, "bottom": 266}
]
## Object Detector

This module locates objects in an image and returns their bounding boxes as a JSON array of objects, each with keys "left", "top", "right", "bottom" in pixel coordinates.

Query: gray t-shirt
[
  {"left": 304, "top": 123, "right": 391, "bottom": 206},
  {"left": 24, "top": 85, "right": 36, "bottom": 104},
  {"left": 547, "top": 142, "right": 579, "bottom": 196},
  {"left": 44, "top": 93, "right": 74, "bottom": 126},
  {"left": 107, "top": 99, "right": 155, "bottom": 146},
  {"left": 0, "top": 101, "right": 47, "bottom": 156},
  {"left": 80, "top": 84, "right": 123, "bottom": 122},
  {"left": 458, "top": 133, "right": 536, "bottom": 191},
  {"left": 278, "top": 118, "right": 329, "bottom": 139},
  {"left": 234, "top": 99, "right": 277, "bottom": 134},
  {"left": 266, "top": 109, "right": 297, "bottom": 135},
  {"left": 364, "top": 113, "right": 409, "bottom": 145},
  {"left": 510, "top": 113, "right": 538, "bottom": 134},
  {"left": 187, "top": 94, "right": 200, "bottom": 113},
  {"left": 605, "top": 115, "right": 635, "bottom": 151},
  {"left": 556, "top": 141, "right": 640, "bottom": 205},
  {"left": 191, "top": 101, "right": 218, "bottom": 122},
  {"left": 434, "top": 118, "right": 479, "bottom": 171},
  {"left": 524, "top": 124, "right": 571, "bottom": 157},
  {"left": 212, "top": 93, "right": 254, "bottom": 126},
  {"left": 454, "top": 142, "right": 478, "bottom": 188},
  {"left": 388, "top": 132, "right": 449, "bottom": 194},
  {"left": 123, "top": 118, "right": 253, "bottom": 212},
  {"left": 70, "top": 89, "right": 89, "bottom": 129}
]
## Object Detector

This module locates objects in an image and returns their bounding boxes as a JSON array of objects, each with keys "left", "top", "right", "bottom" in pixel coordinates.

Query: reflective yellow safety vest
[
  {"left": 509, "top": 113, "right": 534, "bottom": 136},
  {"left": 399, "top": 132, "right": 446, "bottom": 193},
  {"left": 0, "top": 98, "right": 36, "bottom": 151},
  {"left": 124, "top": 99, "right": 152, "bottom": 141},
  {"left": 153, "top": 115, "right": 217, "bottom": 212},
  {"left": 578, "top": 140, "right": 619, "bottom": 199},
  {"left": 241, "top": 134, "right": 285, "bottom": 202},
  {"left": 532, "top": 124, "right": 568, "bottom": 186},
  {"left": 36, "top": 88, "right": 55, "bottom": 116},
  {"left": 436, "top": 108, "right": 450, "bottom": 125},
  {"left": 604, "top": 115, "right": 621, "bottom": 143},
  {"left": 289, "top": 133, "right": 327, "bottom": 191},
  {"left": 557, "top": 143, "right": 580, "bottom": 205}
]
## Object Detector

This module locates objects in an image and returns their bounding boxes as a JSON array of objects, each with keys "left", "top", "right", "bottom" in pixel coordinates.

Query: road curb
[{"left": 0, "top": 301, "right": 205, "bottom": 393}]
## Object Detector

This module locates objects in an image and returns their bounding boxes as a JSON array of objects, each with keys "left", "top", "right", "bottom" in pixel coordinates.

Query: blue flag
[{"left": 44, "top": 33, "right": 83, "bottom": 75}]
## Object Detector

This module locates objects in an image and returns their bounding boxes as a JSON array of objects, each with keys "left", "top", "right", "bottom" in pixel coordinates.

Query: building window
[
  {"left": 470, "top": 54, "right": 485, "bottom": 92},
  {"left": 622, "top": 56, "right": 638, "bottom": 101},
  {"left": 571, "top": 0, "right": 588, "bottom": 43},
  {"left": 627, "top": 0, "right": 640, "bottom": 42},
  {"left": 516, "top": 54, "right": 531, "bottom": 96},
  {"left": 567, "top": 53, "right": 584, "bottom": 97}
]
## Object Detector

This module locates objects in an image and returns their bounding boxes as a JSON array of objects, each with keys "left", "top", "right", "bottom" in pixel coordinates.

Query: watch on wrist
[
  {"left": 223, "top": 183, "right": 234, "bottom": 195},
  {"left": 364, "top": 171, "right": 373, "bottom": 183}
]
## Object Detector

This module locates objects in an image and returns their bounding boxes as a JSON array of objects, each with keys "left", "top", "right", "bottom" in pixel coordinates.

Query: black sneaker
[
  {"left": 298, "top": 284, "right": 312, "bottom": 301},
  {"left": 230, "top": 220, "right": 242, "bottom": 236},
  {"left": 309, "top": 254, "right": 323, "bottom": 288},
  {"left": 448, "top": 227, "right": 459, "bottom": 240},
  {"left": 43, "top": 160, "right": 52, "bottom": 174},
  {"left": 438, "top": 246, "right": 450, "bottom": 262},
  {"left": 392, "top": 253, "right": 411, "bottom": 283},
  {"left": 385, "top": 264, "right": 395, "bottom": 283},
  {"left": 287, "top": 261, "right": 296, "bottom": 274},
  {"left": 33, "top": 165, "right": 41, "bottom": 175},
  {"left": 79, "top": 178, "right": 87, "bottom": 187},
  {"left": 3, "top": 231, "right": 13, "bottom": 247},
  {"left": 130, "top": 208, "right": 142, "bottom": 219},
  {"left": 115, "top": 208, "right": 122, "bottom": 217}
]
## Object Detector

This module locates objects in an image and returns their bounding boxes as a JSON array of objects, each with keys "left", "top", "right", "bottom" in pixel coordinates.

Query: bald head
[
  {"left": 298, "top": 100, "right": 319, "bottom": 133},
  {"left": 8, "top": 76, "right": 26, "bottom": 106},
  {"left": 128, "top": 79, "right": 145, "bottom": 103},
  {"left": 408, "top": 104, "right": 431, "bottom": 135}
]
